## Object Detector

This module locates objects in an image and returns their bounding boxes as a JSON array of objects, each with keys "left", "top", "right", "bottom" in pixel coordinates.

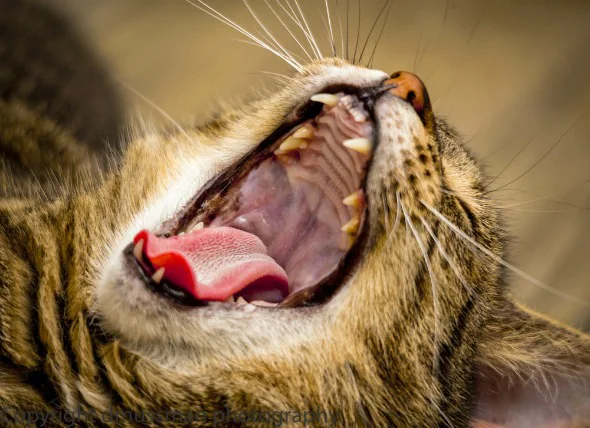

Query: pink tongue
[{"left": 133, "top": 228, "right": 289, "bottom": 302}]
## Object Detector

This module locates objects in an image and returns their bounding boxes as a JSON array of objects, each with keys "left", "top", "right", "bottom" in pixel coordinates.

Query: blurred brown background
[{"left": 50, "top": 0, "right": 589, "bottom": 329}]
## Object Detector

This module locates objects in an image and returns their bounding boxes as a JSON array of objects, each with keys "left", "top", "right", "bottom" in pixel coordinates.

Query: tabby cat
[{"left": 0, "top": 0, "right": 588, "bottom": 426}]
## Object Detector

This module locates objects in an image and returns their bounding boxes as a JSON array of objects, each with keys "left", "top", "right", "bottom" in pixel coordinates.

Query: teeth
[
  {"left": 151, "top": 267, "right": 165, "bottom": 284},
  {"left": 341, "top": 217, "right": 360, "bottom": 235},
  {"left": 251, "top": 300, "right": 278, "bottom": 307},
  {"left": 133, "top": 239, "right": 144, "bottom": 262},
  {"left": 311, "top": 93, "right": 339, "bottom": 107},
  {"left": 178, "top": 232, "right": 185, "bottom": 236},
  {"left": 191, "top": 222, "right": 204, "bottom": 232},
  {"left": 277, "top": 136, "right": 305, "bottom": 153},
  {"left": 236, "top": 296, "right": 248, "bottom": 306},
  {"left": 343, "top": 138, "right": 372, "bottom": 155},
  {"left": 343, "top": 190, "right": 363, "bottom": 209},
  {"left": 225, "top": 295, "right": 235, "bottom": 303},
  {"left": 293, "top": 126, "right": 314, "bottom": 139}
]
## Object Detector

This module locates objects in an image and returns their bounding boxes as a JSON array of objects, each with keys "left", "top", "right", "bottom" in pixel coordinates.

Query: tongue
[{"left": 133, "top": 227, "right": 289, "bottom": 302}]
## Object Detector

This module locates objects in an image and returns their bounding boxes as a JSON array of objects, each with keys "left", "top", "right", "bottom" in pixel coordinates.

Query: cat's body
[{"left": 0, "top": 1, "right": 588, "bottom": 427}]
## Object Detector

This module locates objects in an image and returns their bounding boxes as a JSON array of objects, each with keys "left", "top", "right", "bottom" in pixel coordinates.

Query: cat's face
[{"left": 94, "top": 58, "right": 502, "bottom": 372}]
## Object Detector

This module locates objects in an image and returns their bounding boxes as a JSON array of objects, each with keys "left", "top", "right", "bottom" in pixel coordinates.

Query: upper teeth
[
  {"left": 189, "top": 222, "right": 204, "bottom": 232},
  {"left": 311, "top": 93, "right": 339, "bottom": 107},
  {"left": 133, "top": 239, "right": 144, "bottom": 262},
  {"left": 293, "top": 125, "right": 314, "bottom": 139},
  {"left": 277, "top": 136, "right": 306, "bottom": 153},
  {"left": 343, "top": 138, "right": 372, "bottom": 155}
]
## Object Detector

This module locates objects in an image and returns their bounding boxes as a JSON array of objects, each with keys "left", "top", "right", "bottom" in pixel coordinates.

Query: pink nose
[{"left": 384, "top": 71, "right": 434, "bottom": 129}]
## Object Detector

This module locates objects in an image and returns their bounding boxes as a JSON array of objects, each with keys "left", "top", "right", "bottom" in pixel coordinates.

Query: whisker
[
  {"left": 276, "top": 0, "right": 321, "bottom": 59},
  {"left": 400, "top": 200, "right": 441, "bottom": 375},
  {"left": 486, "top": 130, "right": 543, "bottom": 188},
  {"left": 250, "top": 70, "right": 295, "bottom": 80},
  {"left": 183, "top": 0, "right": 303, "bottom": 71},
  {"left": 358, "top": 0, "right": 390, "bottom": 65},
  {"left": 324, "top": 0, "right": 336, "bottom": 56},
  {"left": 487, "top": 113, "right": 585, "bottom": 194},
  {"left": 117, "top": 80, "right": 192, "bottom": 143},
  {"left": 386, "top": 190, "right": 402, "bottom": 244},
  {"left": 243, "top": 0, "right": 301, "bottom": 66},
  {"left": 346, "top": 0, "right": 350, "bottom": 60},
  {"left": 264, "top": 0, "right": 313, "bottom": 61},
  {"left": 353, "top": 0, "right": 361, "bottom": 63},
  {"left": 421, "top": 200, "right": 590, "bottom": 308},
  {"left": 420, "top": 217, "right": 480, "bottom": 300},
  {"left": 291, "top": 0, "right": 324, "bottom": 59},
  {"left": 465, "top": 0, "right": 488, "bottom": 47},
  {"left": 336, "top": 0, "right": 345, "bottom": 58},
  {"left": 413, "top": 26, "right": 424, "bottom": 72},
  {"left": 499, "top": 208, "right": 567, "bottom": 213},
  {"left": 247, "top": 70, "right": 296, "bottom": 84},
  {"left": 367, "top": 0, "right": 393, "bottom": 68},
  {"left": 497, "top": 184, "right": 590, "bottom": 211}
]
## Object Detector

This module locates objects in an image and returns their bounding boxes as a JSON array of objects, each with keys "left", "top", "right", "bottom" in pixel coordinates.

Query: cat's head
[
  {"left": 95, "top": 58, "right": 497, "bottom": 358},
  {"left": 93, "top": 58, "right": 588, "bottom": 425}
]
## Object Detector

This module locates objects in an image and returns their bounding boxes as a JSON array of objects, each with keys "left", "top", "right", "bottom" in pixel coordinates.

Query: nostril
[{"left": 384, "top": 71, "right": 435, "bottom": 130}]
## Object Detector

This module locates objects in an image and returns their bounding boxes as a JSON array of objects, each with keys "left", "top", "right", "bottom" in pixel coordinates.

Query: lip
[{"left": 122, "top": 83, "right": 383, "bottom": 309}]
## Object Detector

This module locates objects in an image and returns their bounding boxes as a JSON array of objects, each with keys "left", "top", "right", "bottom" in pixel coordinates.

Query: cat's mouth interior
[{"left": 125, "top": 90, "right": 376, "bottom": 309}]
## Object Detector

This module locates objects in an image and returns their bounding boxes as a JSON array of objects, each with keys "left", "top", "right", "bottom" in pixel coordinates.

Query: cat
[{"left": 0, "top": 0, "right": 587, "bottom": 426}]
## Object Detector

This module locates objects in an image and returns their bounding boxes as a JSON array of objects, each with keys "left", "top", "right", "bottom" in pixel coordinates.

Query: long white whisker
[
  {"left": 353, "top": 0, "right": 361, "bottom": 63},
  {"left": 325, "top": 0, "right": 336, "bottom": 56},
  {"left": 400, "top": 201, "right": 441, "bottom": 375},
  {"left": 386, "top": 191, "right": 402, "bottom": 244},
  {"left": 368, "top": 0, "right": 393, "bottom": 68},
  {"left": 277, "top": 0, "right": 321, "bottom": 59},
  {"left": 182, "top": 0, "right": 303, "bottom": 71},
  {"left": 420, "top": 217, "right": 479, "bottom": 300},
  {"left": 243, "top": 0, "right": 301, "bottom": 66},
  {"left": 358, "top": 0, "right": 390, "bottom": 65},
  {"left": 336, "top": 0, "right": 345, "bottom": 58},
  {"left": 487, "top": 113, "right": 586, "bottom": 194},
  {"left": 421, "top": 200, "right": 590, "bottom": 308},
  {"left": 264, "top": 0, "right": 314, "bottom": 61},
  {"left": 346, "top": 0, "right": 350, "bottom": 60},
  {"left": 117, "top": 80, "right": 192, "bottom": 143},
  {"left": 291, "top": 0, "right": 324, "bottom": 59},
  {"left": 250, "top": 70, "right": 295, "bottom": 81}
]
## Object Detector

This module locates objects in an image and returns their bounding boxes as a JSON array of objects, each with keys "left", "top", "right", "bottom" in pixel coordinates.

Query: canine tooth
[
  {"left": 341, "top": 217, "right": 360, "bottom": 235},
  {"left": 151, "top": 267, "right": 165, "bottom": 284},
  {"left": 293, "top": 126, "right": 313, "bottom": 139},
  {"left": 192, "top": 222, "right": 204, "bottom": 231},
  {"left": 236, "top": 296, "right": 248, "bottom": 306},
  {"left": 343, "top": 190, "right": 363, "bottom": 208},
  {"left": 133, "top": 239, "right": 144, "bottom": 262},
  {"left": 225, "top": 295, "right": 235, "bottom": 303},
  {"left": 311, "top": 93, "right": 339, "bottom": 107},
  {"left": 178, "top": 232, "right": 185, "bottom": 236},
  {"left": 278, "top": 136, "right": 304, "bottom": 153},
  {"left": 343, "top": 138, "right": 372, "bottom": 155}
]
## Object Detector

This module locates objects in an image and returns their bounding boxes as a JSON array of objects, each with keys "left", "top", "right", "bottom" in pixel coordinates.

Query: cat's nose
[
  {"left": 384, "top": 71, "right": 434, "bottom": 130},
  {"left": 385, "top": 71, "right": 428, "bottom": 115}
]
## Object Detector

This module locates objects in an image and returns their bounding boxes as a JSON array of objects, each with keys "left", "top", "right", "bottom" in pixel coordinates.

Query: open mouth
[{"left": 125, "top": 89, "right": 376, "bottom": 309}]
